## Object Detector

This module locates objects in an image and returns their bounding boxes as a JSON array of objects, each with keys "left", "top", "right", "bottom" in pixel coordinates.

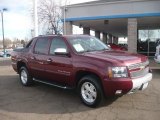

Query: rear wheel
[
  {"left": 78, "top": 75, "right": 103, "bottom": 107},
  {"left": 19, "top": 67, "right": 33, "bottom": 86}
]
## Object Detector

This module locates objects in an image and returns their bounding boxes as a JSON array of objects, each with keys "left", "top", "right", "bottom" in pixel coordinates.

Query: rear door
[
  {"left": 44, "top": 37, "right": 73, "bottom": 85},
  {"left": 28, "top": 37, "right": 50, "bottom": 79}
]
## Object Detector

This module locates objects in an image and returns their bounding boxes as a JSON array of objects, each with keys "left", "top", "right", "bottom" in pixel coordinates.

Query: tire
[
  {"left": 78, "top": 75, "right": 103, "bottom": 107},
  {"left": 19, "top": 67, "right": 33, "bottom": 86}
]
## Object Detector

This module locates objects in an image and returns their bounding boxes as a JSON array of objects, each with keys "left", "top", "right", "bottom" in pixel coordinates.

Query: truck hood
[{"left": 83, "top": 50, "right": 148, "bottom": 66}]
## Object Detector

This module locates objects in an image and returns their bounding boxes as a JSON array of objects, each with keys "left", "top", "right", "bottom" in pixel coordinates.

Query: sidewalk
[
  {"left": 0, "top": 57, "right": 11, "bottom": 61},
  {"left": 0, "top": 57, "right": 11, "bottom": 66}
]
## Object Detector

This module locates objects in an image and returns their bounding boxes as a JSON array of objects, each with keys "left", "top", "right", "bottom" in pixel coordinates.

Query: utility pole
[{"left": 63, "top": 0, "right": 68, "bottom": 35}]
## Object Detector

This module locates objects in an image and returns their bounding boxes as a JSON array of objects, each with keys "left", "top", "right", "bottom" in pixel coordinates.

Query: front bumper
[
  {"left": 128, "top": 73, "right": 152, "bottom": 93},
  {"left": 103, "top": 73, "right": 152, "bottom": 96}
]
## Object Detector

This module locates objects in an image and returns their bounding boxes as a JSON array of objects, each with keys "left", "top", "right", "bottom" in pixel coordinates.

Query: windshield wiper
[
  {"left": 79, "top": 49, "right": 109, "bottom": 53},
  {"left": 79, "top": 50, "right": 94, "bottom": 53}
]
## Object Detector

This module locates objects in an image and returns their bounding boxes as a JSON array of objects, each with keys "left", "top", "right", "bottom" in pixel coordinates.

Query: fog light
[{"left": 115, "top": 90, "right": 122, "bottom": 95}]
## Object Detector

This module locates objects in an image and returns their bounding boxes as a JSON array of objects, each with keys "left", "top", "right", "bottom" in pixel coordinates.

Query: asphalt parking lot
[{"left": 0, "top": 59, "right": 160, "bottom": 120}]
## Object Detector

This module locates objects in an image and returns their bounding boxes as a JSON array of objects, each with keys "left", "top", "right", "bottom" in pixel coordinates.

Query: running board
[{"left": 33, "top": 78, "right": 72, "bottom": 89}]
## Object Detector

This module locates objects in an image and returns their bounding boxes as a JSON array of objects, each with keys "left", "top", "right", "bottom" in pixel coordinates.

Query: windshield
[{"left": 68, "top": 36, "right": 110, "bottom": 53}]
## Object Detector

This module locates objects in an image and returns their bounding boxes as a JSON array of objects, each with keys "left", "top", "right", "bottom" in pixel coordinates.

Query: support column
[
  {"left": 103, "top": 33, "right": 107, "bottom": 43},
  {"left": 95, "top": 31, "right": 100, "bottom": 39},
  {"left": 65, "top": 22, "right": 72, "bottom": 35},
  {"left": 83, "top": 27, "right": 90, "bottom": 35},
  {"left": 113, "top": 36, "right": 118, "bottom": 45},
  {"left": 116, "top": 37, "right": 119, "bottom": 44},
  {"left": 108, "top": 34, "right": 112, "bottom": 44},
  {"left": 128, "top": 18, "right": 137, "bottom": 53}
]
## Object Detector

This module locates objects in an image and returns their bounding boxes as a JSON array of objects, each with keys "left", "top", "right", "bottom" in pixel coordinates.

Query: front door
[{"left": 44, "top": 37, "right": 73, "bottom": 86}]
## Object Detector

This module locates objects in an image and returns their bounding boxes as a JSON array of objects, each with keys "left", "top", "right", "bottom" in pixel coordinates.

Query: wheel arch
[
  {"left": 17, "top": 60, "right": 28, "bottom": 74},
  {"left": 75, "top": 70, "right": 104, "bottom": 94}
]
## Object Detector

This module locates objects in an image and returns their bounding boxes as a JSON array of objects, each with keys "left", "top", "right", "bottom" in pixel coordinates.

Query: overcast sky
[{"left": 0, "top": 0, "right": 97, "bottom": 40}]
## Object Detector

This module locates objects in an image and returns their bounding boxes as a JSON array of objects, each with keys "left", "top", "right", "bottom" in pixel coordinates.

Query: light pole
[
  {"left": 63, "top": 0, "right": 68, "bottom": 35},
  {"left": 34, "top": 0, "right": 38, "bottom": 37},
  {"left": 1, "top": 8, "right": 7, "bottom": 57}
]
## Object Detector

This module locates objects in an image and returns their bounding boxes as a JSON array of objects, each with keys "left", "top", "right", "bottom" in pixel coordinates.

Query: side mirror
[{"left": 54, "top": 48, "right": 69, "bottom": 56}]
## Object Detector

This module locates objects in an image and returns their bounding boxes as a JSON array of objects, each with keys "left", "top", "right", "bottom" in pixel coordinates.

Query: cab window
[
  {"left": 49, "top": 38, "right": 68, "bottom": 55},
  {"left": 34, "top": 38, "right": 49, "bottom": 54}
]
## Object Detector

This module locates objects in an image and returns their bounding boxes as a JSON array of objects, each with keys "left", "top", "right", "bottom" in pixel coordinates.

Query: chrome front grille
[
  {"left": 130, "top": 67, "right": 149, "bottom": 78},
  {"left": 128, "top": 61, "right": 149, "bottom": 78},
  {"left": 128, "top": 60, "right": 149, "bottom": 70}
]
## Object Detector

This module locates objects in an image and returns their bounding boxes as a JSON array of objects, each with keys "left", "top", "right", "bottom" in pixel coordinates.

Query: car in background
[
  {"left": 154, "top": 39, "right": 160, "bottom": 63},
  {"left": 0, "top": 49, "right": 13, "bottom": 57},
  {"left": 108, "top": 43, "right": 127, "bottom": 51},
  {"left": 0, "top": 51, "right": 4, "bottom": 57}
]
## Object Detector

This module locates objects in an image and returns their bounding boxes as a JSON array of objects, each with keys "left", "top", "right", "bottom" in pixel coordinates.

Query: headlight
[{"left": 108, "top": 67, "right": 128, "bottom": 78}]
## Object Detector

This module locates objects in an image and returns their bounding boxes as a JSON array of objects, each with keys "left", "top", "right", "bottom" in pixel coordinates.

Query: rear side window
[
  {"left": 34, "top": 38, "right": 49, "bottom": 54},
  {"left": 50, "top": 38, "right": 67, "bottom": 55}
]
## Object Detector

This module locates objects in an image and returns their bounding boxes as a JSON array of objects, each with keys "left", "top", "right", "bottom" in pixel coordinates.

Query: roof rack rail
[{"left": 38, "top": 34, "right": 62, "bottom": 36}]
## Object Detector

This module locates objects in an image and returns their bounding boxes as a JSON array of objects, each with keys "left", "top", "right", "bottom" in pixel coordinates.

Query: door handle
[{"left": 46, "top": 58, "right": 52, "bottom": 63}]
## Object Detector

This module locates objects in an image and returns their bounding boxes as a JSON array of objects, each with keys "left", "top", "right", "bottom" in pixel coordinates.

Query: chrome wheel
[
  {"left": 21, "top": 70, "right": 28, "bottom": 84},
  {"left": 81, "top": 82, "right": 97, "bottom": 103}
]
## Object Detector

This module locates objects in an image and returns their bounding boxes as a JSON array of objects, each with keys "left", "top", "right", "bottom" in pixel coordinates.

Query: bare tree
[
  {"left": 4, "top": 38, "right": 12, "bottom": 48},
  {"left": 13, "top": 38, "right": 21, "bottom": 45},
  {"left": 38, "top": 0, "right": 62, "bottom": 35}
]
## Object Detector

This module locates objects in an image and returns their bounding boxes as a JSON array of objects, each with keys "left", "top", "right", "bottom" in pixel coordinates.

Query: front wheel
[
  {"left": 19, "top": 67, "right": 33, "bottom": 86},
  {"left": 78, "top": 75, "right": 103, "bottom": 107}
]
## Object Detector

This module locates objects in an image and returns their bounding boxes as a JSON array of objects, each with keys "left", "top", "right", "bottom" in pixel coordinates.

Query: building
[{"left": 62, "top": 0, "right": 160, "bottom": 57}]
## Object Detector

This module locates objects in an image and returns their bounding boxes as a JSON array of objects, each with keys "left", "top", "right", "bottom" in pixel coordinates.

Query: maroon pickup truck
[{"left": 11, "top": 35, "right": 152, "bottom": 107}]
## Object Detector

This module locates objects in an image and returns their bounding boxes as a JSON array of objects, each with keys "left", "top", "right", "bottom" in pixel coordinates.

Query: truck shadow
[{"left": 0, "top": 75, "right": 118, "bottom": 114}]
